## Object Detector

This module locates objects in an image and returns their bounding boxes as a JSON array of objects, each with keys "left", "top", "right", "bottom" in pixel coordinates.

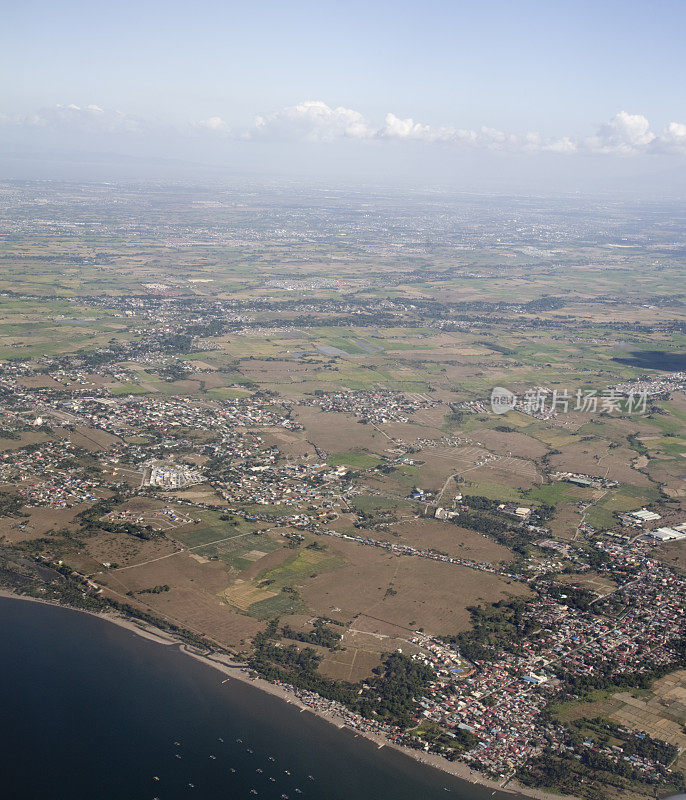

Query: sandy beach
[{"left": 0, "top": 589, "right": 578, "bottom": 800}]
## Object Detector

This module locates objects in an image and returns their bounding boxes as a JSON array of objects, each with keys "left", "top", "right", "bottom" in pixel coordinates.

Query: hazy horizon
[{"left": 3, "top": 0, "right": 686, "bottom": 194}]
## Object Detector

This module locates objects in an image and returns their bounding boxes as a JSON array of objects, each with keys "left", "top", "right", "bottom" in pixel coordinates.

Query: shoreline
[{"left": 0, "top": 588, "right": 577, "bottom": 800}]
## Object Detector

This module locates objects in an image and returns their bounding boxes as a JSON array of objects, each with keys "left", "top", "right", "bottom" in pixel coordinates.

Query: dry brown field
[
  {"left": 467, "top": 427, "right": 549, "bottom": 459},
  {"left": 296, "top": 535, "right": 530, "bottom": 637},
  {"left": 293, "top": 406, "right": 388, "bottom": 453},
  {"left": 98, "top": 548, "right": 262, "bottom": 647},
  {"left": 388, "top": 518, "right": 514, "bottom": 563},
  {"left": 549, "top": 442, "right": 653, "bottom": 486}
]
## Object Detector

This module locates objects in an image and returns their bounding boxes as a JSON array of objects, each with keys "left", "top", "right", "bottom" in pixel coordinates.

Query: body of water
[{"left": 0, "top": 597, "right": 523, "bottom": 800}]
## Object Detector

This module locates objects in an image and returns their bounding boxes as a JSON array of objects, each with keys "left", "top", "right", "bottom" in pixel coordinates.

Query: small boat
[
  {"left": 175, "top": 754, "right": 182, "bottom": 759},
  {"left": 256, "top": 768, "right": 263, "bottom": 773},
  {"left": 268, "top": 756, "right": 275, "bottom": 762},
  {"left": 218, "top": 737, "right": 224, "bottom": 743},
  {"left": 284, "top": 770, "right": 290, "bottom": 775},
  {"left": 247, "top": 748, "right": 253, "bottom": 754},
  {"left": 173, "top": 741, "right": 180, "bottom": 746},
  {"left": 307, "top": 775, "right": 314, "bottom": 781},
  {"left": 153, "top": 777, "right": 159, "bottom": 782},
  {"left": 269, "top": 777, "right": 276, "bottom": 782},
  {"left": 209, "top": 755, "right": 216, "bottom": 760},
  {"left": 281, "top": 794, "right": 289, "bottom": 799},
  {"left": 187, "top": 783, "right": 195, "bottom": 789},
  {"left": 236, "top": 738, "right": 242, "bottom": 743},
  {"left": 250, "top": 790, "right": 258, "bottom": 796},
  {"left": 295, "top": 790, "right": 303, "bottom": 795}
]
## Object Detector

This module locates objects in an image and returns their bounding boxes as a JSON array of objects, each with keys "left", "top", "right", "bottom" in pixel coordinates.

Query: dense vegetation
[
  {"left": 441, "top": 598, "right": 538, "bottom": 661},
  {"left": 281, "top": 618, "right": 342, "bottom": 649},
  {"left": 250, "top": 620, "right": 434, "bottom": 727}
]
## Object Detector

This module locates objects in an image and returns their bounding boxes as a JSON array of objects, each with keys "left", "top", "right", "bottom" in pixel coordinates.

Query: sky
[{"left": 2, "top": 0, "right": 686, "bottom": 191}]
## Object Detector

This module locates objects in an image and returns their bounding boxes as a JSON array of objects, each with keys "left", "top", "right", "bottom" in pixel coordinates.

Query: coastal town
[
  {"left": 0, "top": 181, "right": 684, "bottom": 800},
  {"left": 0, "top": 345, "right": 684, "bottom": 800}
]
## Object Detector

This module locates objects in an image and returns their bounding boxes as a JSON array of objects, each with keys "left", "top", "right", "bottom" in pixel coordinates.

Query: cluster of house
[
  {"left": 303, "top": 390, "right": 435, "bottom": 425},
  {"left": 19, "top": 474, "right": 101, "bottom": 508},
  {"left": 398, "top": 537, "right": 684, "bottom": 780},
  {"left": 611, "top": 373, "right": 685, "bottom": 398},
  {"left": 102, "top": 506, "right": 193, "bottom": 528},
  {"left": 213, "top": 461, "right": 350, "bottom": 508},
  {"left": 142, "top": 460, "right": 204, "bottom": 490},
  {"left": 0, "top": 439, "right": 105, "bottom": 508}
]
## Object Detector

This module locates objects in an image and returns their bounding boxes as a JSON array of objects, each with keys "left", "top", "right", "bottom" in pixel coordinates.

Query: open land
[{"left": 0, "top": 181, "right": 684, "bottom": 800}]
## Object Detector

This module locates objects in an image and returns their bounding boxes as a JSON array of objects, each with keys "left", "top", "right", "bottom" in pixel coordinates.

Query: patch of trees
[
  {"left": 154, "top": 363, "right": 190, "bottom": 382},
  {"left": 449, "top": 510, "right": 534, "bottom": 556},
  {"left": 357, "top": 652, "right": 435, "bottom": 728},
  {"left": 441, "top": 598, "right": 538, "bottom": 661},
  {"left": 138, "top": 584, "right": 170, "bottom": 594},
  {"left": 446, "top": 405, "right": 464, "bottom": 425},
  {"left": 556, "top": 640, "right": 686, "bottom": 698},
  {"left": 480, "top": 341, "right": 515, "bottom": 356},
  {"left": 462, "top": 494, "right": 501, "bottom": 512},
  {"left": 443, "top": 598, "right": 537, "bottom": 661},
  {"left": 250, "top": 622, "right": 434, "bottom": 727},
  {"left": 574, "top": 717, "right": 678, "bottom": 766},
  {"left": 281, "top": 618, "right": 342, "bottom": 649},
  {"left": 156, "top": 333, "right": 194, "bottom": 354},
  {"left": 544, "top": 583, "right": 597, "bottom": 611},
  {"left": 0, "top": 491, "right": 27, "bottom": 518}
]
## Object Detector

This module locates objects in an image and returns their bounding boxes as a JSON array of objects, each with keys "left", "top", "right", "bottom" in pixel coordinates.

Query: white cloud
[
  {"left": 380, "top": 113, "right": 451, "bottom": 142},
  {"left": 378, "top": 114, "right": 569, "bottom": 153},
  {"left": 544, "top": 136, "right": 577, "bottom": 154},
  {"left": 585, "top": 111, "right": 655, "bottom": 155},
  {"left": 3, "top": 101, "right": 686, "bottom": 159},
  {"left": 194, "top": 116, "right": 231, "bottom": 133},
  {"left": 21, "top": 103, "right": 141, "bottom": 134},
  {"left": 654, "top": 121, "right": 686, "bottom": 154},
  {"left": 251, "top": 100, "right": 374, "bottom": 142}
]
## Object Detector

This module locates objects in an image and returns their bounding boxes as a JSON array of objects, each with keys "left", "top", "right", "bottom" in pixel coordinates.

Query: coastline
[{"left": 0, "top": 588, "right": 577, "bottom": 800}]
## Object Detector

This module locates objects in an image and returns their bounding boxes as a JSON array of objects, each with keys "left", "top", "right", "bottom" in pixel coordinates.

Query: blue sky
[{"left": 2, "top": 0, "right": 686, "bottom": 186}]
